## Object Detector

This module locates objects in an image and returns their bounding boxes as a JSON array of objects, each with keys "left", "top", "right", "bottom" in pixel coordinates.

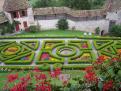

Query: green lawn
[{"left": 16, "top": 30, "right": 94, "bottom": 37}]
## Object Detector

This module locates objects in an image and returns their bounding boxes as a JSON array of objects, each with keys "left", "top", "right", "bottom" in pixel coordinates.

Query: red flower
[
  {"left": 35, "top": 73, "right": 46, "bottom": 81},
  {"left": 97, "top": 56, "right": 106, "bottom": 61},
  {"left": 95, "top": 55, "right": 107, "bottom": 65},
  {"left": 84, "top": 72, "right": 98, "bottom": 83},
  {"left": 35, "top": 82, "right": 51, "bottom": 91},
  {"left": 7, "top": 73, "right": 18, "bottom": 83},
  {"left": 20, "top": 74, "right": 31, "bottom": 83},
  {"left": 103, "top": 80, "right": 113, "bottom": 91},
  {"left": 85, "top": 66, "right": 93, "bottom": 73},
  {"left": 50, "top": 68, "right": 61, "bottom": 78},
  {"left": 111, "top": 57, "right": 119, "bottom": 62},
  {"left": 33, "top": 67, "right": 41, "bottom": 72},
  {"left": 10, "top": 82, "right": 27, "bottom": 91},
  {"left": 55, "top": 68, "right": 61, "bottom": 76}
]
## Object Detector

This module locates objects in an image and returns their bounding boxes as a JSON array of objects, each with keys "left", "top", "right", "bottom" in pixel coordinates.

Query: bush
[
  {"left": 29, "top": 25, "right": 40, "bottom": 33},
  {"left": 95, "top": 27, "right": 100, "bottom": 35},
  {"left": 1, "top": 29, "right": 6, "bottom": 35},
  {"left": 57, "top": 19, "right": 68, "bottom": 30},
  {"left": 109, "top": 25, "right": 121, "bottom": 37}
]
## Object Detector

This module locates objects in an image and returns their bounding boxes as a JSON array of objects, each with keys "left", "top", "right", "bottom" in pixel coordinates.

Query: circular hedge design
[
  {"left": 1, "top": 45, "right": 20, "bottom": 56},
  {"left": 56, "top": 46, "right": 76, "bottom": 57}
]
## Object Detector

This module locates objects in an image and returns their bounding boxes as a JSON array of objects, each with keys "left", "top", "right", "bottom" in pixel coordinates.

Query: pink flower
[
  {"left": 50, "top": 71, "right": 56, "bottom": 78},
  {"left": 41, "top": 53, "right": 50, "bottom": 60}
]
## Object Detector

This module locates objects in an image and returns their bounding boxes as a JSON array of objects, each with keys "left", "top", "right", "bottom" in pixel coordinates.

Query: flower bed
[{"left": 0, "top": 41, "right": 37, "bottom": 65}]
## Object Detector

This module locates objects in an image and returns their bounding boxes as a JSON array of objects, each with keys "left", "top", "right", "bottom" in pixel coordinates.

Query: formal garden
[{"left": 0, "top": 36, "right": 121, "bottom": 91}]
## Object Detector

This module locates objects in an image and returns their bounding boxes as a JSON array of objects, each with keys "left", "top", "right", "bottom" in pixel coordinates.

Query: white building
[{"left": 1, "top": 0, "right": 121, "bottom": 34}]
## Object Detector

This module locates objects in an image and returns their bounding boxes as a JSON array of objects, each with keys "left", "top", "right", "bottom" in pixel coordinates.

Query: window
[
  {"left": 20, "top": 10, "right": 27, "bottom": 17},
  {"left": 22, "top": 11, "right": 25, "bottom": 16},
  {"left": 13, "top": 12, "right": 17, "bottom": 18},
  {"left": 11, "top": 11, "right": 19, "bottom": 18}
]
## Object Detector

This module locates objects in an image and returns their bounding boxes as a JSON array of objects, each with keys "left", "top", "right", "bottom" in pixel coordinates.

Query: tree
[
  {"left": 34, "top": 0, "right": 51, "bottom": 8},
  {"left": 109, "top": 25, "right": 121, "bottom": 37},
  {"left": 64, "top": 0, "right": 91, "bottom": 10},
  {"left": 57, "top": 19, "right": 68, "bottom": 30}
]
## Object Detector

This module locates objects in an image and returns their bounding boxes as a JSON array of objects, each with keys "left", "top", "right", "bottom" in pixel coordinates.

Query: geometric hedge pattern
[
  {"left": 0, "top": 39, "right": 121, "bottom": 65},
  {"left": 0, "top": 41, "right": 39, "bottom": 65}
]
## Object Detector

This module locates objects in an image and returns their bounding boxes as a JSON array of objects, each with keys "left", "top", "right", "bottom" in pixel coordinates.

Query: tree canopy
[{"left": 31, "top": 0, "right": 104, "bottom": 10}]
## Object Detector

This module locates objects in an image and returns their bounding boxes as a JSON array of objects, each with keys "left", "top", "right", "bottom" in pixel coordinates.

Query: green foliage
[
  {"left": 64, "top": 0, "right": 91, "bottom": 10},
  {"left": 33, "top": 0, "right": 51, "bottom": 8},
  {"left": 29, "top": 25, "right": 40, "bottom": 33},
  {"left": 109, "top": 25, "right": 121, "bottom": 37},
  {"left": 32, "top": 0, "right": 105, "bottom": 10},
  {"left": 0, "top": 22, "right": 14, "bottom": 35},
  {"left": 57, "top": 19, "right": 68, "bottom": 30},
  {"left": 95, "top": 27, "right": 100, "bottom": 35}
]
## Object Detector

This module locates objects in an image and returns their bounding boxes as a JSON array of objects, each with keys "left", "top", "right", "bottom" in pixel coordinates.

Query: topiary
[{"left": 57, "top": 19, "right": 68, "bottom": 30}]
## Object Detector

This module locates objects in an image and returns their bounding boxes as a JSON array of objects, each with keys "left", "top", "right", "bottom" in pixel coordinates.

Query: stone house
[{"left": 0, "top": 0, "right": 121, "bottom": 34}]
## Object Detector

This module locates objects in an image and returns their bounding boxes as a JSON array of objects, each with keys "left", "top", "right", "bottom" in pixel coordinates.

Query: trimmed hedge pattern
[
  {"left": 0, "top": 41, "right": 39, "bottom": 65},
  {"left": 0, "top": 38, "right": 121, "bottom": 70}
]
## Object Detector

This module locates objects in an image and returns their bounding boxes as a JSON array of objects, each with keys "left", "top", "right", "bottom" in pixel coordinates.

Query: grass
[{"left": 16, "top": 29, "right": 94, "bottom": 37}]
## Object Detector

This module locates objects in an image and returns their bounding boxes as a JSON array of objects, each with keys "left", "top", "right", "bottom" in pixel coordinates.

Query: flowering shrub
[
  {"left": 3, "top": 67, "right": 63, "bottom": 91},
  {"left": 82, "top": 54, "right": 121, "bottom": 91}
]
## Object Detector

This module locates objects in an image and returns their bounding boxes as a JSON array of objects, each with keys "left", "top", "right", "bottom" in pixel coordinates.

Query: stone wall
[{"left": 35, "top": 19, "right": 110, "bottom": 33}]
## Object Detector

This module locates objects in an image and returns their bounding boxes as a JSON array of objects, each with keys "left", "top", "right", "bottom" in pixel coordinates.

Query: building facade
[{"left": 1, "top": 0, "right": 121, "bottom": 34}]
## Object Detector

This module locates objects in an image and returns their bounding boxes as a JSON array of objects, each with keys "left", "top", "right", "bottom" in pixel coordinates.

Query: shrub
[
  {"left": 109, "top": 25, "right": 121, "bottom": 37},
  {"left": 57, "top": 19, "right": 68, "bottom": 30},
  {"left": 29, "top": 25, "right": 40, "bottom": 33},
  {"left": 95, "top": 27, "right": 100, "bottom": 35}
]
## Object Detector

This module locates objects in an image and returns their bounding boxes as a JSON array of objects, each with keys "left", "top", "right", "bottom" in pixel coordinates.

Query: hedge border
[
  {"left": 68, "top": 50, "right": 96, "bottom": 64},
  {"left": 93, "top": 40, "right": 114, "bottom": 50},
  {"left": 4, "top": 52, "right": 35, "bottom": 65},
  {"left": 1, "top": 45, "right": 21, "bottom": 56},
  {"left": 68, "top": 40, "right": 92, "bottom": 50},
  {"left": 56, "top": 46, "right": 76, "bottom": 57},
  {"left": 0, "top": 35, "right": 121, "bottom": 40},
  {"left": 0, "top": 44, "right": 32, "bottom": 62},
  {"left": 20, "top": 40, "right": 39, "bottom": 50}
]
